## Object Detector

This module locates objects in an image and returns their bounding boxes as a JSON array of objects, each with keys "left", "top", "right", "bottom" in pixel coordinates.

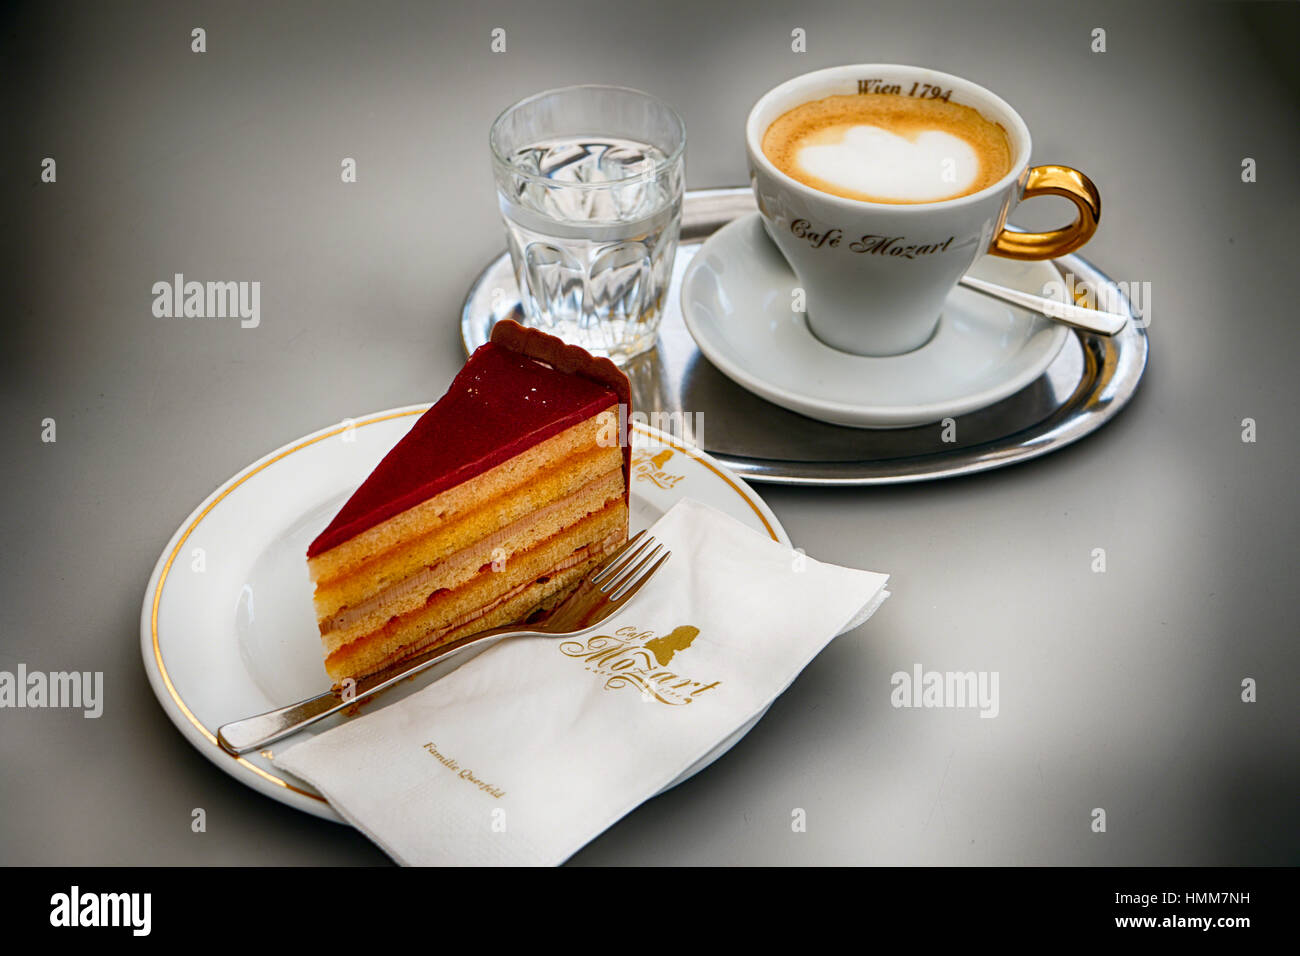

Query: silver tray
[{"left": 461, "top": 187, "right": 1148, "bottom": 485}]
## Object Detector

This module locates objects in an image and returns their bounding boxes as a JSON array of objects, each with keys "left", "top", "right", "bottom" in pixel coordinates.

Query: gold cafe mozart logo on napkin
[{"left": 558, "top": 624, "right": 721, "bottom": 705}]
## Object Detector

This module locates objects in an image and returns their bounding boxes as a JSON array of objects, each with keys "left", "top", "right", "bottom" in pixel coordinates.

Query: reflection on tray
[
  {"left": 673, "top": 335, "right": 1089, "bottom": 463},
  {"left": 461, "top": 187, "right": 1146, "bottom": 483}
]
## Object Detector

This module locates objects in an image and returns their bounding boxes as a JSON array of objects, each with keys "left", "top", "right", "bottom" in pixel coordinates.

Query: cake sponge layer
[
  {"left": 323, "top": 530, "right": 621, "bottom": 683},
  {"left": 309, "top": 407, "right": 619, "bottom": 586},
  {"left": 319, "top": 481, "right": 626, "bottom": 650},
  {"left": 312, "top": 444, "right": 622, "bottom": 620},
  {"left": 322, "top": 499, "right": 628, "bottom": 673}
]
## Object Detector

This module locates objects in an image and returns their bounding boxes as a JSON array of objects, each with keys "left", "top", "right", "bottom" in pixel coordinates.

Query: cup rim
[
  {"left": 490, "top": 83, "right": 687, "bottom": 188},
  {"left": 745, "top": 63, "right": 1033, "bottom": 212}
]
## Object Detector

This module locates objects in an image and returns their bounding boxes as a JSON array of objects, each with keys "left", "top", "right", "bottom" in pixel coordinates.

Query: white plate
[
  {"left": 140, "top": 408, "right": 788, "bottom": 822},
  {"left": 681, "top": 213, "right": 1070, "bottom": 428}
]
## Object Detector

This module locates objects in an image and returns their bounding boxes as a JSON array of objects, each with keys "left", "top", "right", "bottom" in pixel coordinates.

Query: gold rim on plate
[{"left": 149, "top": 411, "right": 779, "bottom": 803}]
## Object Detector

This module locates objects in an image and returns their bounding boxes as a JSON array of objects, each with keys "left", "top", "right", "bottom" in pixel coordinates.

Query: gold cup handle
[{"left": 990, "top": 165, "right": 1101, "bottom": 260}]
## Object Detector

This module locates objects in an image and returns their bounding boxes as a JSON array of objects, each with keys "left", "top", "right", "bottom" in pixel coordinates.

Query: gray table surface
[{"left": 5, "top": 0, "right": 1297, "bottom": 865}]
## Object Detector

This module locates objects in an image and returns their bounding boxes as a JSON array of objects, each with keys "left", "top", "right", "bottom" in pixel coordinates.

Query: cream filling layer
[
  {"left": 390, "top": 532, "right": 620, "bottom": 648},
  {"left": 325, "top": 529, "right": 623, "bottom": 674},
  {"left": 320, "top": 468, "right": 622, "bottom": 636},
  {"left": 309, "top": 408, "right": 620, "bottom": 584}
]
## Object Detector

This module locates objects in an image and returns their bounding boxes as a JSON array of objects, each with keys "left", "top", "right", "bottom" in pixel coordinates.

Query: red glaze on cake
[
  {"left": 306, "top": 320, "right": 632, "bottom": 684},
  {"left": 309, "top": 329, "right": 625, "bottom": 558},
  {"left": 487, "top": 318, "right": 632, "bottom": 506}
]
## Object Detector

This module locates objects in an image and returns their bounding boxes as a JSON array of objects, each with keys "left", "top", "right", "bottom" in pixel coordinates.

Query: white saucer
[
  {"left": 140, "top": 409, "right": 788, "bottom": 822},
  {"left": 680, "top": 213, "right": 1070, "bottom": 428}
]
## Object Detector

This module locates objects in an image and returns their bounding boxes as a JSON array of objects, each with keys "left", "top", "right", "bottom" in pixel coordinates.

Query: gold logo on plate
[
  {"left": 631, "top": 448, "right": 684, "bottom": 489},
  {"left": 558, "top": 624, "right": 720, "bottom": 705}
]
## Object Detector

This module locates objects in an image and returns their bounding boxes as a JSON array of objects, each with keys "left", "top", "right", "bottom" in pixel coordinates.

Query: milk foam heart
[
  {"left": 797, "top": 125, "right": 979, "bottom": 202},
  {"left": 761, "top": 93, "right": 1014, "bottom": 205}
]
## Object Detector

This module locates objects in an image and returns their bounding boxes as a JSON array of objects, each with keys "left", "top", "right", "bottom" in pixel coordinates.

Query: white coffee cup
[{"left": 746, "top": 64, "right": 1100, "bottom": 356}]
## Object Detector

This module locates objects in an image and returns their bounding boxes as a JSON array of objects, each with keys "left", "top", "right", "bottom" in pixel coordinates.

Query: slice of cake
[{"left": 307, "top": 320, "right": 631, "bottom": 685}]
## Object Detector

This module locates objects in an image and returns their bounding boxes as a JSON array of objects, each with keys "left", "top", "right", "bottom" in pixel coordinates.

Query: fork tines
[{"left": 591, "top": 530, "right": 670, "bottom": 601}]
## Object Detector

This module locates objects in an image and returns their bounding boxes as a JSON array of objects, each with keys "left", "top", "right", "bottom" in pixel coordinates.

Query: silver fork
[{"left": 216, "top": 530, "right": 669, "bottom": 755}]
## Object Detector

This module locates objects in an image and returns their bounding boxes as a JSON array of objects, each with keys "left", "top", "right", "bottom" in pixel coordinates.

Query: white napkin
[{"left": 274, "top": 498, "right": 889, "bottom": 865}]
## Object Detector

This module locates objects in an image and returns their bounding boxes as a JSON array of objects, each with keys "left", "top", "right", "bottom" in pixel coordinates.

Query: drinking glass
[{"left": 490, "top": 85, "right": 685, "bottom": 363}]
